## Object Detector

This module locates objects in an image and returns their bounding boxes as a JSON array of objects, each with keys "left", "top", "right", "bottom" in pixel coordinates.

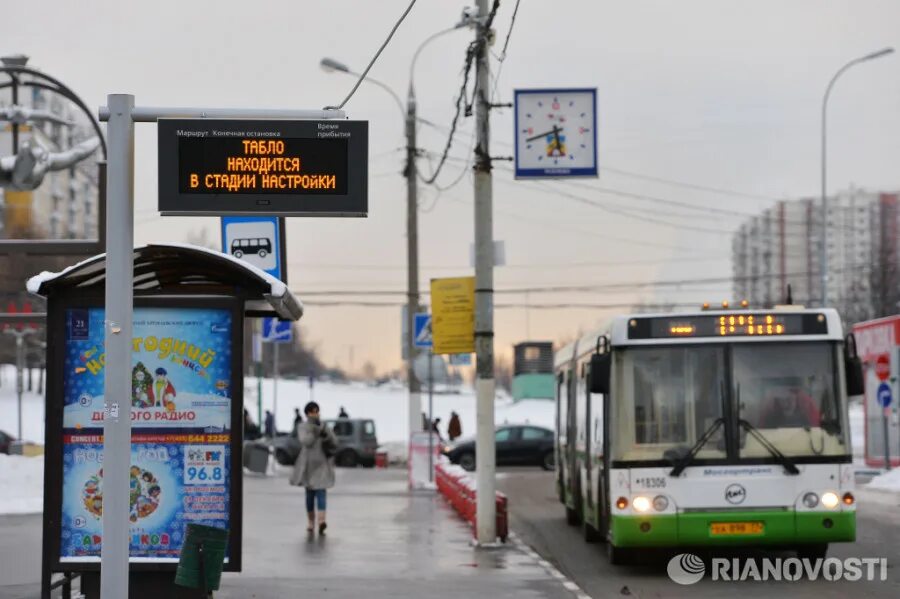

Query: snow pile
[
  {"left": 867, "top": 468, "right": 900, "bottom": 493},
  {"left": 0, "top": 454, "right": 43, "bottom": 514}
]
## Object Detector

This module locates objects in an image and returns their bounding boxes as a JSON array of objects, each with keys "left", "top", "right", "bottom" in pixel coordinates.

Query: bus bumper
[{"left": 610, "top": 510, "right": 855, "bottom": 548}]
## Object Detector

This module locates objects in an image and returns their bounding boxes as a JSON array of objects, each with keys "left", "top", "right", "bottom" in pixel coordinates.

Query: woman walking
[{"left": 290, "top": 401, "right": 337, "bottom": 535}]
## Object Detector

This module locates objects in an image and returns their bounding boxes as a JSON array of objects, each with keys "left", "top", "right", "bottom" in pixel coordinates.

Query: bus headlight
[
  {"left": 632, "top": 496, "right": 651, "bottom": 513},
  {"left": 821, "top": 492, "right": 839, "bottom": 509},
  {"left": 652, "top": 495, "right": 669, "bottom": 511},
  {"left": 802, "top": 492, "right": 819, "bottom": 508}
]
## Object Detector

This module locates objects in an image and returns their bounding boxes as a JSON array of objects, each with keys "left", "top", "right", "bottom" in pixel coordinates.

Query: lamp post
[
  {"left": 820, "top": 47, "right": 894, "bottom": 307},
  {"left": 321, "top": 22, "right": 467, "bottom": 441}
]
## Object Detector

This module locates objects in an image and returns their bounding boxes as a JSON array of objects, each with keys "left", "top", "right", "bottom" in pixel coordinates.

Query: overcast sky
[{"left": 5, "top": 1, "right": 900, "bottom": 373}]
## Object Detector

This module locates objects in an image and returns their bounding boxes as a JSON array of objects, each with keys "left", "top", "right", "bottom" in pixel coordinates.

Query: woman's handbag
[{"left": 321, "top": 434, "right": 337, "bottom": 458}]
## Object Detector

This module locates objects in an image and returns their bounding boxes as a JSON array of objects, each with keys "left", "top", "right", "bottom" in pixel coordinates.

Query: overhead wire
[{"left": 324, "top": 0, "right": 420, "bottom": 110}]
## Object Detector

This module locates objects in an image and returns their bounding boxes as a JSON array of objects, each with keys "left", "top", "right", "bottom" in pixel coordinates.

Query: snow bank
[
  {"left": 245, "top": 377, "right": 555, "bottom": 444},
  {"left": 0, "top": 454, "right": 43, "bottom": 514},
  {"left": 0, "top": 365, "right": 45, "bottom": 443},
  {"left": 867, "top": 467, "right": 900, "bottom": 493}
]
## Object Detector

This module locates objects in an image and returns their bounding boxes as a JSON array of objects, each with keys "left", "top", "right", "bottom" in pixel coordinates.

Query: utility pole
[
  {"left": 406, "top": 85, "right": 422, "bottom": 438},
  {"left": 473, "top": 0, "right": 496, "bottom": 545}
]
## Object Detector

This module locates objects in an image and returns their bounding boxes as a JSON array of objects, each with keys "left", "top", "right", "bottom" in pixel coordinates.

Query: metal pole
[
  {"left": 883, "top": 406, "right": 892, "bottom": 471},
  {"left": 820, "top": 48, "right": 895, "bottom": 307},
  {"left": 273, "top": 341, "right": 279, "bottom": 433},
  {"left": 473, "top": 0, "right": 496, "bottom": 545},
  {"left": 255, "top": 321, "right": 263, "bottom": 428},
  {"left": 100, "top": 93, "right": 134, "bottom": 598},
  {"left": 428, "top": 350, "right": 434, "bottom": 482},
  {"left": 15, "top": 334, "right": 23, "bottom": 440},
  {"left": 406, "top": 86, "right": 422, "bottom": 439}
]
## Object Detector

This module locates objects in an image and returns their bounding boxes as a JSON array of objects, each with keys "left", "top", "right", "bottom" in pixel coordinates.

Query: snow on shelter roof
[{"left": 26, "top": 243, "right": 302, "bottom": 321}]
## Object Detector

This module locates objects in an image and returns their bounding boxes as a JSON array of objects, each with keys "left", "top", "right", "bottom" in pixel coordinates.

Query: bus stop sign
[{"left": 221, "top": 216, "right": 287, "bottom": 282}]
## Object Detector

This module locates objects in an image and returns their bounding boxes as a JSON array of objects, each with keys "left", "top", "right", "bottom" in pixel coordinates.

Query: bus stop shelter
[{"left": 27, "top": 242, "right": 302, "bottom": 598}]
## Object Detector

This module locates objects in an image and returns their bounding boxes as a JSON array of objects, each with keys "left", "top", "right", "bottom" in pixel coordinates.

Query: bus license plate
[{"left": 710, "top": 522, "right": 764, "bottom": 536}]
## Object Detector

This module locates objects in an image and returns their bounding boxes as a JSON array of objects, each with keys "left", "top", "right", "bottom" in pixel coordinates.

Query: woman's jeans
[{"left": 306, "top": 489, "right": 327, "bottom": 513}]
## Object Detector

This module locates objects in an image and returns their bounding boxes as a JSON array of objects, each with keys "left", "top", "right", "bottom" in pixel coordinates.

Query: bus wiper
[
  {"left": 738, "top": 419, "right": 800, "bottom": 475},
  {"left": 669, "top": 417, "right": 724, "bottom": 477}
]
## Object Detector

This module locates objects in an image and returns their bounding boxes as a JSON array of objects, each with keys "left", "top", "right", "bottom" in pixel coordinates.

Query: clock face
[{"left": 514, "top": 88, "right": 597, "bottom": 178}]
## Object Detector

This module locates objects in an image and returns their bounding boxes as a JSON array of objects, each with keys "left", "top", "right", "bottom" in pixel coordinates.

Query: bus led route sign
[{"left": 158, "top": 119, "right": 368, "bottom": 216}]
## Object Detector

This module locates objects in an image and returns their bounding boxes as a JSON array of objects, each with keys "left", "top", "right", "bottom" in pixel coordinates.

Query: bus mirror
[
  {"left": 589, "top": 353, "right": 610, "bottom": 394},
  {"left": 845, "top": 356, "right": 864, "bottom": 397},
  {"left": 844, "top": 334, "right": 864, "bottom": 397}
]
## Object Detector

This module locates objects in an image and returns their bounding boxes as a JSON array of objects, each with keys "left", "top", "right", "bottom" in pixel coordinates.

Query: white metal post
[
  {"left": 273, "top": 341, "right": 279, "bottom": 433},
  {"left": 100, "top": 93, "right": 135, "bottom": 598},
  {"left": 473, "top": 0, "right": 496, "bottom": 545},
  {"left": 428, "top": 350, "right": 434, "bottom": 482}
]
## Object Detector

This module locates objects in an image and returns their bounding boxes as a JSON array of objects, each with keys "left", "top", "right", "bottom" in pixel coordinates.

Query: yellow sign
[{"left": 430, "top": 277, "right": 475, "bottom": 355}]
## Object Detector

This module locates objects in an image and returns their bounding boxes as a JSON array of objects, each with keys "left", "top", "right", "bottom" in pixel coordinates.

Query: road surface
[{"left": 497, "top": 468, "right": 900, "bottom": 598}]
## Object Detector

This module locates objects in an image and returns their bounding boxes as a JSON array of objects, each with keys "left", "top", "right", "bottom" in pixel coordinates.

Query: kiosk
[{"left": 28, "top": 243, "right": 302, "bottom": 598}]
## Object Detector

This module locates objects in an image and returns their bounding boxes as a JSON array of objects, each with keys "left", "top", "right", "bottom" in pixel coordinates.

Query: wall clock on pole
[{"left": 513, "top": 88, "right": 598, "bottom": 179}]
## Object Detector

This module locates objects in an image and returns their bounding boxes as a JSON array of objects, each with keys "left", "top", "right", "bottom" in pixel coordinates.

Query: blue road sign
[
  {"left": 221, "top": 216, "right": 286, "bottom": 282},
  {"left": 877, "top": 382, "right": 893, "bottom": 408},
  {"left": 262, "top": 317, "right": 292, "bottom": 344},
  {"left": 414, "top": 313, "right": 432, "bottom": 349},
  {"left": 449, "top": 353, "right": 472, "bottom": 366}
]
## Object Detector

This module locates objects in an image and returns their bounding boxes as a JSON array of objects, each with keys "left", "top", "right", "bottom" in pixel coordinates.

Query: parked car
[
  {"left": 0, "top": 430, "right": 13, "bottom": 454},
  {"left": 443, "top": 425, "right": 555, "bottom": 471},
  {"left": 271, "top": 418, "right": 379, "bottom": 468}
]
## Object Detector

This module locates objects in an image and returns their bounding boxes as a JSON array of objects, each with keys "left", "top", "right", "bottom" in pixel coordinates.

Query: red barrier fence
[{"left": 434, "top": 461, "right": 508, "bottom": 542}]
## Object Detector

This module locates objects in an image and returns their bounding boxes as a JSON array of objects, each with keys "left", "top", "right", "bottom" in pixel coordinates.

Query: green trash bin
[{"left": 175, "top": 523, "right": 229, "bottom": 592}]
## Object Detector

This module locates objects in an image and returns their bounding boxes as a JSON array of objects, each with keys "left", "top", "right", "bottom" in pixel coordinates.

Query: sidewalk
[{"left": 219, "top": 467, "right": 574, "bottom": 598}]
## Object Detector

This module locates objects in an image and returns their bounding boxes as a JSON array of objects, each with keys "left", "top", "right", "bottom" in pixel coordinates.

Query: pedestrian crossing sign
[{"left": 414, "top": 313, "right": 432, "bottom": 349}]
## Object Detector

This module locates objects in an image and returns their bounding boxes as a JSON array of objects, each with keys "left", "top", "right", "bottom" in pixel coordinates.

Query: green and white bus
[{"left": 555, "top": 307, "right": 864, "bottom": 564}]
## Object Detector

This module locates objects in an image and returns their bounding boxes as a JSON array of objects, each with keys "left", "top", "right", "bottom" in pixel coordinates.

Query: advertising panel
[{"left": 58, "top": 306, "right": 234, "bottom": 562}]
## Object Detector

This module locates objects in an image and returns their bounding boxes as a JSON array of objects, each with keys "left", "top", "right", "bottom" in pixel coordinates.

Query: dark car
[
  {"left": 443, "top": 425, "right": 555, "bottom": 471},
  {"left": 271, "top": 418, "right": 378, "bottom": 468},
  {"left": 0, "top": 430, "right": 13, "bottom": 454}
]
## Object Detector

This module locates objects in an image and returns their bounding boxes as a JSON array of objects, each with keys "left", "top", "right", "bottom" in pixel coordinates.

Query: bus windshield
[
  {"left": 612, "top": 346, "right": 727, "bottom": 462},
  {"left": 734, "top": 342, "right": 847, "bottom": 459},
  {"left": 611, "top": 342, "right": 849, "bottom": 464}
]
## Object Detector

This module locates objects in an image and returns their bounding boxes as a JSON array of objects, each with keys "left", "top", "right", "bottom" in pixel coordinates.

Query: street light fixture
[
  {"left": 321, "top": 22, "right": 469, "bottom": 439},
  {"left": 820, "top": 46, "right": 894, "bottom": 307}
]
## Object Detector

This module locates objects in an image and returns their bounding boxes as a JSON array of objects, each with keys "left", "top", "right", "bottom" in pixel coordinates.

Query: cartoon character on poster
[
  {"left": 151, "top": 367, "right": 177, "bottom": 411},
  {"left": 132, "top": 362, "right": 154, "bottom": 408}
]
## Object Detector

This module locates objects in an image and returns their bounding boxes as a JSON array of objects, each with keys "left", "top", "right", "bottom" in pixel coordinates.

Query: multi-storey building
[{"left": 732, "top": 189, "right": 899, "bottom": 322}]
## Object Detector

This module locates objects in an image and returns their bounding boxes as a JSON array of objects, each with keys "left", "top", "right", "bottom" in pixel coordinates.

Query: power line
[
  {"left": 324, "top": 0, "right": 420, "bottom": 110},
  {"left": 291, "top": 262, "right": 872, "bottom": 298},
  {"left": 420, "top": 0, "right": 500, "bottom": 186}
]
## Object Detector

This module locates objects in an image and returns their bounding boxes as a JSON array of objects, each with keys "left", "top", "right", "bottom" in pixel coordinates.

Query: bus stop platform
[{"left": 219, "top": 467, "right": 574, "bottom": 598}]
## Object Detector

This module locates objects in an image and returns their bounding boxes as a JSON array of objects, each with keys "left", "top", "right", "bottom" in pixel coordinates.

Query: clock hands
[{"left": 525, "top": 125, "right": 563, "bottom": 142}]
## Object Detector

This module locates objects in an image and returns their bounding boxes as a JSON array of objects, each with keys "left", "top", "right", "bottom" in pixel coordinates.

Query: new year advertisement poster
[{"left": 59, "top": 307, "right": 233, "bottom": 562}]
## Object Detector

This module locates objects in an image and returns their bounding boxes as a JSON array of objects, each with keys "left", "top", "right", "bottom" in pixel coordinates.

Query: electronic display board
[
  {"left": 627, "top": 313, "right": 829, "bottom": 340},
  {"left": 158, "top": 119, "right": 367, "bottom": 216}
]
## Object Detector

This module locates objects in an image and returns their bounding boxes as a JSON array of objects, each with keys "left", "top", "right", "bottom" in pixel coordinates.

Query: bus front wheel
[
  {"left": 258, "top": 249, "right": 268, "bottom": 258},
  {"left": 607, "top": 543, "right": 633, "bottom": 565},
  {"left": 797, "top": 543, "right": 828, "bottom": 561},
  {"left": 566, "top": 506, "right": 579, "bottom": 526},
  {"left": 233, "top": 250, "right": 244, "bottom": 258}
]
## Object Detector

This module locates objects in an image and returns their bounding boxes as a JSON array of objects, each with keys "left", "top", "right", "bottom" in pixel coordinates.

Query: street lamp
[
  {"left": 321, "top": 21, "right": 468, "bottom": 439},
  {"left": 820, "top": 47, "right": 894, "bottom": 306}
]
